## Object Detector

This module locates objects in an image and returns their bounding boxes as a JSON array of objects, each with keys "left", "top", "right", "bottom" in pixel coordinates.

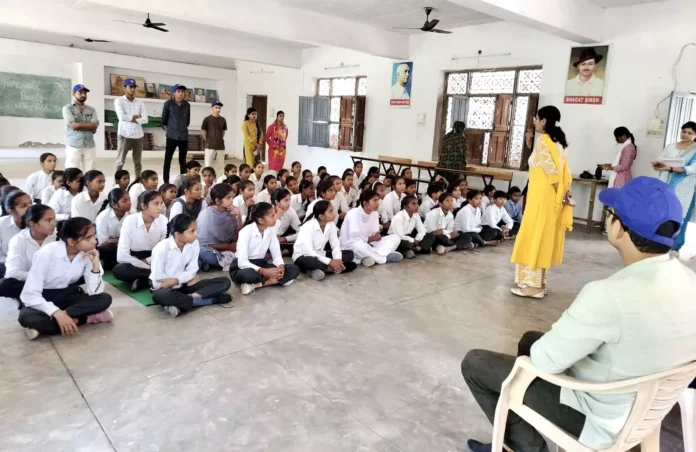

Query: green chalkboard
[{"left": 0, "top": 72, "right": 71, "bottom": 119}]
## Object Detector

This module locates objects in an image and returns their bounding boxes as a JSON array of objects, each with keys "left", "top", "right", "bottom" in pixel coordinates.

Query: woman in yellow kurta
[
  {"left": 241, "top": 107, "right": 263, "bottom": 167},
  {"left": 510, "top": 106, "right": 573, "bottom": 298}
]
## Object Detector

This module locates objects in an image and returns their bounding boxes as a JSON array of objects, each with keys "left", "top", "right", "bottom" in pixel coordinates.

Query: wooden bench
[{"left": 378, "top": 155, "right": 412, "bottom": 165}]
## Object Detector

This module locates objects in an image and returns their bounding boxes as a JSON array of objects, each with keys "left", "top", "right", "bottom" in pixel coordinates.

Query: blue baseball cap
[
  {"left": 172, "top": 84, "right": 187, "bottom": 92},
  {"left": 123, "top": 78, "right": 137, "bottom": 87},
  {"left": 72, "top": 84, "right": 90, "bottom": 93},
  {"left": 599, "top": 176, "right": 683, "bottom": 247},
  {"left": 211, "top": 100, "right": 223, "bottom": 107}
]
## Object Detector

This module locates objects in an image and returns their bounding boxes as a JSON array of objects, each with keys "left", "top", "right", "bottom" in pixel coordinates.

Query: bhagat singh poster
[
  {"left": 564, "top": 45, "right": 609, "bottom": 105},
  {"left": 390, "top": 62, "right": 413, "bottom": 107}
]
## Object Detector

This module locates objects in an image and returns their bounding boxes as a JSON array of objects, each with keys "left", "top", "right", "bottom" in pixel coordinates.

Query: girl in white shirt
[
  {"left": 272, "top": 189, "right": 301, "bottom": 247},
  {"left": 331, "top": 176, "right": 350, "bottom": 223},
  {"left": 401, "top": 167, "right": 413, "bottom": 180},
  {"left": 49, "top": 167, "right": 83, "bottom": 221},
  {"left": 306, "top": 179, "right": 340, "bottom": 226},
  {"left": 389, "top": 195, "right": 435, "bottom": 258},
  {"left": 159, "top": 183, "right": 177, "bottom": 215},
  {"left": 481, "top": 184, "right": 496, "bottom": 212},
  {"left": 95, "top": 188, "right": 131, "bottom": 270},
  {"left": 277, "top": 169, "right": 289, "bottom": 189},
  {"left": 454, "top": 190, "right": 500, "bottom": 248},
  {"left": 249, "top": 161, "right": 265, "bottom": 195},
  {"left": 71, "top": 170, "right": 107, "bottom": 222},
  {"left": 339, "top": 189, "right": 402, "bottom": 267},
  {"left": 149, "top": 214, "right": 232, "bottom": 318},
  {"left": 425, "top": 193, "right": 474, "bottom": 254},
  {"left": 341, "top": 171, "right": 358, "bottom": 209},
  {"left": 293, "top": 200, "right": 357, "bottom": 281},
  {"left": 40, "top": 170, "right": 64, "bottom": 206},
  {"left": 290, "top": 180, "right": 315, "bottom": 221},
  {"left": 291, "top": 161, "right": 302, "bottom": 183},
  {"left": 352, "top": 161, "right": 365, "bottom": 191},
  {"left": 127, "top": 170, "right": 159, "bottom": 214},
  {"left": 419, "top": 183, "right": 443, "bottom": 219},
  {"left": 113, "top": 190, "right": 168, "bottom": 291},
  {"left": 286, "top": 176, "right": 298, "bottom": 195},
  {"left": 481, "top": 190, "right": 515, "bottom": 241},
  {"left": 25, "top": 152, "right": 56, "bottom": 202},
  {"left": 0, "top": 204, "right": 56, "bottom": 301},
  {"left": 231, "top": 202, "right": 300, "bottom": 295},
  {"left": 168, "top": 178, "right": 208, "bottom": 222},
  {"left": 0, "top": 191, "right": 33, "bottom": 280},
  {"left": 18, "top": 217, "right": 112, "bottom": 341},
  {"left": 233, "top": 180, "right": 256, "bottom": 222},
  {"left": 451, "top": 184, "right": 466, "bottom": 214},
  {"left": 114, "top": 169, "right": 130, "bottom": 192},
  {"left": 201, "top": 167, "right": 216, "bottom": 204},
  {"left": 255, "top": 174, "right": 277, "bottom": 204},
  {"left": 382, "top": 176, "right": 406, "bottom": 225}
]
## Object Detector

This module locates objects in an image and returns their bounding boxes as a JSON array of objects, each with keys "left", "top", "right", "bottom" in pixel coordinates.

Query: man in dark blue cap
[
  {"left": 461, "top": 177, "right": 696, "bottom": 452},
  {"left": 161, "top": 83, "right": 191, "bottom": 183},
  {"left": 62, "top": 84, "right": 99, "bottom": 170}
]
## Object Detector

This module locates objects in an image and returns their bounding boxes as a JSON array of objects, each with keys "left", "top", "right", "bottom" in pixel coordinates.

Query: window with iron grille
[{"left": 442, "top": 68, "right": 542, "bottom": 169}]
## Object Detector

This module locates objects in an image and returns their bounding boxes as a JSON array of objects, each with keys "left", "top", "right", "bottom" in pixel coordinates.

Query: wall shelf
[{"left": 103, "top": 95, "right": 211, "bottom": 107}]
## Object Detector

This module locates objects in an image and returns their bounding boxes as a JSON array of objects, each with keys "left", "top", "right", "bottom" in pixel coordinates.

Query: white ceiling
[
  {"left": 585, "top": 0, "right": 667, "bottom": 7},
  {"left": 279, "top": 0, "right": 498, "bottom": 33}
]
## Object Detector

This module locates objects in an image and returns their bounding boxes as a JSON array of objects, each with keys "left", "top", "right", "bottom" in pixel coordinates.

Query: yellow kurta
[
  {"left": 511, "top": 135, "right": 573, "bottom": 272},
  {"left": 241, "top": 121, "right": 263, "bottom": 167}
]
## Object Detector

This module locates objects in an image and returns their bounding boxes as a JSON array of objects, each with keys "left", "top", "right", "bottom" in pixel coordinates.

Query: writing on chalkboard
[{"left": 0, "top": 72, "right": 71, "bottom": 120}]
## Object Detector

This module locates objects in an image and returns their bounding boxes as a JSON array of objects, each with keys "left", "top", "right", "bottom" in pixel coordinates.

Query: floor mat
[{"left": 102, "top": 271, "right": 155, "bottom": 307}]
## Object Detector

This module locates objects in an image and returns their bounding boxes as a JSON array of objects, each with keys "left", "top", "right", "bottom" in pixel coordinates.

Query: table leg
[{"left": 587, "top": 184, "right": 597, "bottom": 233}]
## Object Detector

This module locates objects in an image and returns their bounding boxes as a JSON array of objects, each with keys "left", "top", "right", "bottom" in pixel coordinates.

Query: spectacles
[{"left": 603, "top": 206, "right": 617, "bottom": 218}]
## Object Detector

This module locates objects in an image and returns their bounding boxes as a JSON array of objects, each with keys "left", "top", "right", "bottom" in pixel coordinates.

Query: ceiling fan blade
[
  {"left": 113, "top": 20, "right": 141, "bottom": 25},
  {"left": 392, "top": 27, "right": 422, "bottom": 30},
  {"left": 151, "top": 26, "right": 169, "bottom": 32},
  {"left": 149, "top": 22, "right": 166, "bottom": 26},
  {"left": 428, "top": 18, "right": 440, "bottom": 28},
  {"left": 92, "top": 39, "right": 111, "bottom": 42},
  {"left": 431, "top": 28, "right": 452, "bottom": 34}
]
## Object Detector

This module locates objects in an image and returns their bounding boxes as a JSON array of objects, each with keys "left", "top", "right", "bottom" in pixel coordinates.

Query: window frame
[{"left": 314, "top": 76, "right": 367, "bottom": 151}]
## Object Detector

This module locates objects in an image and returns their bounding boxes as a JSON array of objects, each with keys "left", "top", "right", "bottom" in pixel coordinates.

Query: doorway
[{"left": 246, "top": 95, "right": 268, "bottom": 162}]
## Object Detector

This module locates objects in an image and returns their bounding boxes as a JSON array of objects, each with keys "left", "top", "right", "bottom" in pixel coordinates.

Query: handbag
[{"left": 579, "top": 170, "right": 593, "bottom": 179}]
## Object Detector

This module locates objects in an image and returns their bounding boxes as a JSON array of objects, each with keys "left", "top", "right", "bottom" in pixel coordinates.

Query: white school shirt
[
  {"left": 340, "top": 207, "right": 381, "bottom": 249},
  {"left": 215, "top": 174, "right": 228, "bottom": 184},
  {"left": 249, "top": 173, "right": 264, "bottom": 195},
  {"left": 341, "top": 185, "right": 358, "bottom": 209},
  {"left": 352, "top": 173, "right": 366, "bottom": 191},
  {"left": 454, "top": 196, "right": 466, "bottom": 210},
  {"left": 292, "top": 218, "right": 342, "bottom": 264},
  {"left": 275, "top": 208, "right": 301, "bottom": 241},
  {"left": 48, "top": 189, "right": 75, "bottom": 220},
  {"left": 117, "top": 212, "right": 168, "bottom": 269},
  {"left": 424, "top": 207, "right": 454, "bottom": 238},
  {"left": 454, "top": 204, "right": 482, "bottom": 233},
  {"left": 168, "top": 196, "right": 208, "bottom": 222},
  {"left": 149, "top": 237, "right": 199, "bottom": 290},
  {"left": 419, "top": 196, "right": 438, "bottom": 218},
  {"left": 236, "top": 223, "right": 284, "bottom": 270},
  {"left": 382, "top": 191, "right": 405, "bottom": 222},
  {"left": 388, "top": 210, "right": 426, "bottom": 243},
  {"left": 290, "top": 194, "right": 309, "bottom": 219},
  {"left": 334, "top": 190, "right": 350, "bottom": 214},
  {"left": 114, "top": 95, "right": 148, "bottom": 139},
  {"left": 232, "top": 195, "right": 251, "bottom": 222},
  {"left": 95, "top": 208, "right": 129, "bottom": 244},
  {"left": 306, "top": 199, "right": 339, "bottom": 225},
  {"left": 20, "top": 241, "right": 104, "bottom": 317},
  {"left": 480, "top": 195, "right": 491, "bottom": 211},
  {"left": 482, "top": 204, "right": 514, "bottom": 230},
  {"left": 25, "top": 170, "right": 53, "bottom": 200},
  {"left": 377, "top": 199, "right": 390, "bottom": 224},
  {"left": 128, "top": 183, "right": 145, "bottom": 214},
  {"left": 71, "top": 190, "right": 108, "bottom": 222},
  {"left": 40, "top": 185, "right": 56, "bottom": 206},
  {"left": 255, "top": 189, "right": 273, "bottom": 204},
  {"left": 5, "top": 229, "right": 56, "bottom": 281},
  {"left": 0, "top": 216, "right": 22, "bottom": 264}
]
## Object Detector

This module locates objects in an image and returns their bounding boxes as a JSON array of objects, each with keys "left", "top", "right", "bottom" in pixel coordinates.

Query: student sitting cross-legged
[
  {"left": 0, "top": 190, "right": 32, "bottom": 278},
  {"left": 233, "top": 180, "right": 256, "bottom": 222},
  {"left": 255, "top": 174, "right": 277, "bottom": 205},
  {"left": 113, "top": 190, "right": 168, "bottom": 291},
  {"left": 389, "top": 195, "right": 437, "bottom": 258},
  {"left": 150, "top": 214, "right": 232, "bottom": 318},
  {"left": 340, "top": 189, "right": 402, "bottom": 267},
  {"left": 481, "top": 190, "right": 515, "bottom": 241},
  {"left": 505, "top": 186, "right": 523, "bottom": 237},
  {"left": 26, "top": 152, "right": 57, "bottom": 204},
  {"left": 229, "top": 202, "right": 301, "bottom": 295},
  {"left": 216, "top": 163, "right": 237, "bottom": 184},
  {"left": 272, "top": 189, "right": 301, "bottom": 250},
  {"left": 71, "top": 170, "right": 107, "bottom": 222},
  {"left": 128, "top": 170, "right": 159, "bottom": 214},
  {"left": 197, "top": 183, "right": 242, "bottom": 272},
  {"left": 173, "top": 160, "right": 201, "bottom": 192},
  {"left": 18, "top": 217, "right": 113, "bottom": 341},
  {"left": 290, "top": 180, "right": 315, "bottom": 221},
  {"left": 49, "top": 167, "right": 83, "bottom": 220},
  {"left": 40, "top": 170, "right": 64, "bottom": 206},
  {"left": 293, "top": 200, "right": 357, "bottom": 281},
  {"left": 419, "top": 183, "right": 443, "bottom": 219},
  {"left": 169, "top": 177, "right": 208, "bottom": 221},
  {"left": 454, "top": 189, "right": 501, "bottom": 248},
  {"left": 94, "top": 188, "right": 131, "bottom": 270},
  {"left": 424, "top": 192, "right": 475, "bottom": 255},
  {"left": 0, "top": 205, "right": 56, "bottom": 303}
]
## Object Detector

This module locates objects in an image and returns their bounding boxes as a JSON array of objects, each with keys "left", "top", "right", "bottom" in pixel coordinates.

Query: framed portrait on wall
[
  {"left": 564, "top": 45, "right": 609, "bottom": 105},
  {"left": 206, "top": 89, "right": 218, "bottom": 103},
  {"left": 185, "top": 89, "right": 194, "bottom": 102},
  {"left": 390, "top": 61, "right": 413, "bottom": 107},
  {"left": 145, "top": 83, "right": 157, "bottom": 98},
  {"left": 194, "top": 88, "right": 206, "bottom": 103},
  {"left": 157, "top": 84, "right": 171, "bottom": 100},
  {"left": 110, "top": 74, "right": 146, "bottom": 97}
]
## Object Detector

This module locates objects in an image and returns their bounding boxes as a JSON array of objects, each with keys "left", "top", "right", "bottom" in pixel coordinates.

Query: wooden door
[
  {"left": 465, "top": 130, "right": 485, "bottom": 165},
  {"left": 488, "top": 94, "right": 513, "bottom": 167},
  {"left": 354, "top": 96, "right": 366, "bottom": 152},
  {"left": 251, "top": 95, "right": 268, "bottom": 161},
  {"left": 339, "top": 97, "right": 354, "bottom": 150},
  {"left": 521, "top": 93, "right": 540, "bottom": 170}
]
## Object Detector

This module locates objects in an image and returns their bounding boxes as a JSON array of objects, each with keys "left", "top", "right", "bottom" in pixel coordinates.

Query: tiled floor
[{"left": 0, "top": 158, "right": 689, "bottom": 451}]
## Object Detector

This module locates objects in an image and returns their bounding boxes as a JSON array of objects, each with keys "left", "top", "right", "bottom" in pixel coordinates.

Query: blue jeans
[{"left": 199, "top": 246, "right": 221, "bottom": 268}]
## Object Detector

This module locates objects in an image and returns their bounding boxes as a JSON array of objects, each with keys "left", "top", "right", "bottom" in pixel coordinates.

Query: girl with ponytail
[
  {"left": 272, "top": 189, "right": 301, "bottom": 248},
  {"left": 232, "top": 180, "right": 256, "bottom": 222},
  {"left": 0, "top": 205, "right": 56, "bottom": 301},
  {"left": 48, "top": 167, "right": 83, "bottom": 220},
  {"left": 292, "top": 200, "right": 357, "bottom": 281},
  {"left": 601, "top": 126, "right": 637, "bottom": 188},
  {"left": 255, "top": 174, "right": 278, "bottom": 204},
  {"left": 71, "top": 170, "right": 107, "bottom": 222},
  {"left": 290, "top": 179, "right": 315, "bottom": 221},
  {"left": 95, "top": 188, "right": 131, "bottom": 270},
  {"left": 230, "top": 202, "right": 300, "bottom": 295},
  {"left": 306, "top": 178, "right": 339, "bottom": 225},
  {"left": 168, "top": 177, "right": 207, "bottom": 222},
  {"left": 149, "top": 214, "right": 232, "bottom": 318},
  {"left": 0, "top": 190, "right": 32, "bottom": 278},
  {"left": 128, "top": 170, "right": 159, "bottom": 213}
]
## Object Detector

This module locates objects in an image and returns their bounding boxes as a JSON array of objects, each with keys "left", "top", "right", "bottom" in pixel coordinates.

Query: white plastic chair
[
  {"left": 492, "top": 357, "right": 696, "bottom": 452},
  {"left": 679, "top": 387, "right": 696, "bottom": 452}
]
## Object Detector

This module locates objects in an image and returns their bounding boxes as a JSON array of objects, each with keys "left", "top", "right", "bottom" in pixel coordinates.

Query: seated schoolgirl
[
  {"left": 481, "top": 184, "right": 496, "bottom": 211},
  {"left": 40, "top": 170, "right": 64, "bottom": 206},
  {"left": 370, "top": 181, "right": 391, "bottom": 229},
  {"left": 173, "top": 160, "right": 202, "bottom": 191},
  {"left": 249, "top": 161, "right": 265, "bottom": 194},
  {"left": 302, "top": 169, "right": 313, "bottom": 183},
  {"left": 216, "top": 164, "right": 237, "bottom": 184},
  {"left": 291, "top": 161, "right": 302, "bottom": 182},
  {"left": 419, "top": 183, "right": 443, "bottom": 219},
  {"left": 352, "top": 160, "right": 365, "bottom": 190},
  {"left": 504, "top": 186, "right": 523, "bottom": 237},
  {"left": 307, "top": 179, "right": 339, "bottom": 225},
  {"left": 458, "top": 179, "right": 469, "bottom": 201},
  {"left": 481, "top": 190, "right": 515, "bottom": 240},
  {"left": 339, "top": 189, "right": 402, "bottom": 267},
  {"left": 158, "top": 183, "right": 177, "bottom": 215},
  {"left": 25, "top": 152, "right": 56, "bottom": 204},
  {"left": 229, "top": 203, "right": 301, "bottom": 295},
  {"left": 366, "top": 166, "right": 380, "bottom": 184},
  {"left": 404, "top": 178, "right": 417, "bottom": 198},
  {"left": 18, "top": 217, "right": 113, "bottom": 341},
  {"left": 71, "top": 170, "right": 107, "bottom": 222},
  {"left": 452, "top": 184, "right": 466, "bottom": 215},
  {"left": 113, "top": 190, "right": 168, "bottom": 291},
  {"left": 149, "top": 214, "right": 232, "bottom": 318},
  {"left": 313, "top": 166, "right": 327, "bottom": 186},
  {"left": 0, "top": 191, "right": 34, "bottom": 280},
  {"left": 454, "top": 189, "right": 501, "bottom": 248},
  {"left": 382, "top": 176, "right": 406, "bottom": 224},
  {"left": 285, "top": 176, "right": 298, "bottom": 195},
  {"left": 201, "top": 167, "right": 216, "bottom": 204},
  {"left": 290, "top": 179, "right": 315, "bottom": 221},
  {"left": 386, "top": 167, "right": 397, "bottom": 177},
  {"left": 0, "top": 205, "right": 56, "bottom": 302},
  {"left": 424, "top": 192, "right": 475, "bottom": 255},
  {"left": 255, "top": 174, "right": 277, "bottom": 204},
  {"left": 238, "top": 163, "right": 252, "bottom": 182},
  {"left": 225, "top": 175, "right": 241, "bottom": 198},
  {"left": 114, "top": 169, "right": 130, "bottom": 191},
  {"left": 95, "top": 188, "right": 131, "bottom": 270},
  {"left": 293, "top": 200, "right": 357, "bottom": 281},
  {"left": 49, "top": 167, "right": 83, "bottom": 220},
  {"left": 128, "top": 170, "right": 159, "bottom": 214},
  {"left": 233, "top": 180, "right": 256, "bottom": 221},
  {"left": 168, "top": 177, "right": 208, "bottom": 221},
  {"left": 389, "top": 195, "right": 435, "bottom": 258},
  {"left": 277, "top": 169, "right": 289, "bottom": 189},
  {"left": 401, "top": 167, "right": 413, "bottom": 180},
  {"left": 272, "top": 189, "right": 301, "bottom": 247},
  {"left": 197, "top": 183, "right": 242, "bottom": 271},
  {"left": 382, "top": 175, "right": 394, "bottom": 194},
  {"left": 341, "top": 171, "right": 358, "bottom": 209}
]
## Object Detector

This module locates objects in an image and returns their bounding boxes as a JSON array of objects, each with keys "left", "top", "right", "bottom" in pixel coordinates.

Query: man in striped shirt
[{"left": 114, "top": 78, "right": 148, "bottom": 178}]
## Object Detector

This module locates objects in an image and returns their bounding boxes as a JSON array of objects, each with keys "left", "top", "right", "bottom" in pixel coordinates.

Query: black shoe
[
  {"left": 215, "top": 293, "right": 232, "bottom": 305},
  {"left": 201, "top": 263, "right": 211, "bottom": 272},
  {"left": 467, "top": 439, "right": 492, "bottom": 452}
]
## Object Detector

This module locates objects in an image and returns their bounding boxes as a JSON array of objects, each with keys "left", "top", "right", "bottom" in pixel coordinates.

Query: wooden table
[{"left": 572, "top": 176, "right": 609, "bottom": 233}]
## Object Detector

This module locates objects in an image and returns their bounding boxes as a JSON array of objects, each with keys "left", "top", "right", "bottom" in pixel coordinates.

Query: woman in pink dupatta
[
  {"left": 266, "top": 111, "right": 288, "bottom": 174},
  {"left": 601, "top": 126, "right": 637, "bottom": 188}
]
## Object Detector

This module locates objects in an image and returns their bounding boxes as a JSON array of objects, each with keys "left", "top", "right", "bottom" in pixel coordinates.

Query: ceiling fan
[
  {"left": 73, "top": 37, "right": 110, "bottom": 43},
  {"left": 113, "top": 13, "right": 169, "bottom": 32},
  {"left": 393, "top": 7, "right": 452, "bottom": 34}
]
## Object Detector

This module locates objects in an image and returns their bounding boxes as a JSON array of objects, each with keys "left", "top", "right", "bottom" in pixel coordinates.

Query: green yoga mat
[{"left": 102, "top": 271, "right": 155, "bottom": 307}]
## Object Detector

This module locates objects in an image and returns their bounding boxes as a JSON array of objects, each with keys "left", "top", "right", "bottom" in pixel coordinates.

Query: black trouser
[
  {"left": 0, "top": 263, "right": 5, "bottom": 279},
  {"left": 151, "top": 277, "right": 231, "bottom": 311},
  {"left": 98, "top": 242, "right": 118, "bottom": 271},
  {"left": 18, "top": 285, "right": 112, "bottom": 335},
  {"left": 431, "top": 233, "right": 473, "bottom": 251},
  {"left": 461, "top": 332, "right": 586, "bottom": 452},
  {"left": 0, "top": 277, "right": 25, "bottom": 304},
  {"left": 396, "top": 231, "right": 437, "bottom": 255},
  {"left": 481, "top": 225, "right": 503, "bottom": 241},
  {"left": 466, "top": 232, "right": 486, "bottom": 247},
  {"left": 229, "top": 259, "right": 300, "bottom": 286},
  {"left": 164, "top": 138, "right": 189, "bottom": 183},
  {"left": 294, "top": 250, "right": 358, "bottom": 274},
  {"left": 511, "top": 221, "right": 521, "bottom": 236},
  {"left": 112, "top": 250, "right": 152, "bottom": 287}
]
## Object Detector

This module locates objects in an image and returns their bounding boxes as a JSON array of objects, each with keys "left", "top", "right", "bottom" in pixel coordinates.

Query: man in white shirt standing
[
  {"left": 462, "top": 177, "right": 696, "bottom": 452},
  {"left": 62, "top": 84, "right": 99, "bottom": 171},
  {"left": 114, "top": 78, "right": 148, "bottom": 178}
]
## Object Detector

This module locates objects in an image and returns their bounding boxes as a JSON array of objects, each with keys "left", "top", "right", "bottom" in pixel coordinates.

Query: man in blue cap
[
  {"left": 161, "top": 83, "right": 191, "bottom": 183},
  {"left": 62, "top": 84, "right": 99, "bottom": 170},
  {"left": 462, "top": 177, "right": 696, "bottom": 452},
  {"left": 114, "top": 78, "right": 148, "bottom": 178}
]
